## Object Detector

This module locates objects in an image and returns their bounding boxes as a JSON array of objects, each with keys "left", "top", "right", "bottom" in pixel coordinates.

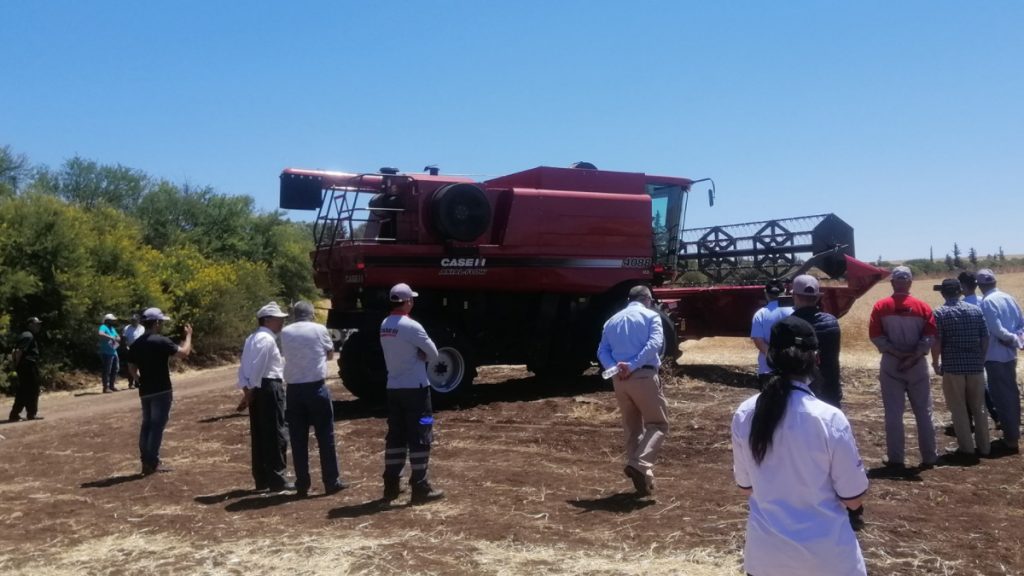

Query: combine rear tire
[
  {"left": 660, "top": 311, "right": 679, "bottom": 365},
  {"left": 425, "top": 327, "right": 477, "bottom": 403},
  {"left": 339, "top": 330, "right": 387, "bottom": 401}
]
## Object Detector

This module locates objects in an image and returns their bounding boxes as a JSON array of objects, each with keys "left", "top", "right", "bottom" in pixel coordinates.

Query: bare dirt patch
[{"left": 3, "top": 274, "right": 1024, "bottom": 575}]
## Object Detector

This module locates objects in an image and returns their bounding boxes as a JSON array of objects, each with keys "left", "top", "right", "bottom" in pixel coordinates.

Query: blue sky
[{"left": 2, "top": 1, "right": 1022, "bottom": 261}]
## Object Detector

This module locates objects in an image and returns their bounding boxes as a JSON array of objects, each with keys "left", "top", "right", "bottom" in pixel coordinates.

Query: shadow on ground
[
  {"left": 676, "top": 364, "right": 757, "bottom": 390},
  {"left": 327, "top": 499, "right": 398, "bottom": 519},
  {"left": 566, "top": 492, "right": 657, "bottom": 513},
  {"left": 81, "top": 473, "right": 147, "bottom": 488}
]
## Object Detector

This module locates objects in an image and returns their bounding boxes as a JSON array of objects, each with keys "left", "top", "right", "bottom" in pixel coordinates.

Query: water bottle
[{"left": 601, "top": 365, "right": 620, "bottom": 380}]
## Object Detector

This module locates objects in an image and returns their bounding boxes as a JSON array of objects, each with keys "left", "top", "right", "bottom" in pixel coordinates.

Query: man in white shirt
[
  {"left": 280, "top": 300, "right": 347, "bottom": 498},
  {"left": 121, "top": 314, "right": 145, "bottom": 389},
  {"left": 238, "top": 302, "right": 293, "bottom": 492},
  {"left": 379, "top": 283, "right": 444, "bottom": 505}
]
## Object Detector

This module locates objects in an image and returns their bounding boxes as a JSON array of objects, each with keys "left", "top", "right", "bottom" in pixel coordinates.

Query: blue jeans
[
  {"left": 100, "top": 353, "right": 119, "bottom": 390},
  {"left": 985, "top": 360, "right": 1020, "bottom": 444},
  {"left": 286, "top": 380, "right": 341, "bottom": 491},
  {"left": 139, "top": 391, "right": 173, "bottom": 468}
]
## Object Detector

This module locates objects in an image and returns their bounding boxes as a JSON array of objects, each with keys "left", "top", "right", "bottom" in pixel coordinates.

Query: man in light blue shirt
[
  {"left": 977, "top": 269, "right": 1023, "bottom": 453},
  {"left": 750, "top": 280, "right": 793, "bottom": 389},
  {"left": 597, "top": 285, "right": 667, "bottom": 497}
]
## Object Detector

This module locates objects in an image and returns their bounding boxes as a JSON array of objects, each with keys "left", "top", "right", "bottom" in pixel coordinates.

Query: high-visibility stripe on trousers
[{"left": 383, "top": 387, "right": 434, "bottom": 486}]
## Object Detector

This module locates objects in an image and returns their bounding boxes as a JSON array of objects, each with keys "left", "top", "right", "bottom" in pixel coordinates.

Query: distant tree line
[
  {"left": 0, "top": 144, "right": 317, "bottom": 391},
  {"left": 876, "top": 243, "right": 1020, "bottom": 278}
]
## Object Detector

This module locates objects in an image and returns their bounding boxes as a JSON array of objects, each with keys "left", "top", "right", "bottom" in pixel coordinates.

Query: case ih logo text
[
  {"left": 441, "top": 258, "right": 487, "bottom": 268},
  {"left": 439, "top": 257, "right": 488, "bottom": 276}
]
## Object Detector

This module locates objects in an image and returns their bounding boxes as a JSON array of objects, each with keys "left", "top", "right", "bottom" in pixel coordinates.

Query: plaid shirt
[{"left": 933, "top": 299, "right": 988, "bottom": 374}]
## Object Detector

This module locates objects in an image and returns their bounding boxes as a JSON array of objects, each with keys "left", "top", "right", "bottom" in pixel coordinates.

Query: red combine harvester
[{"left": 280, "top": 163, "right": 887, "bottom": 401}]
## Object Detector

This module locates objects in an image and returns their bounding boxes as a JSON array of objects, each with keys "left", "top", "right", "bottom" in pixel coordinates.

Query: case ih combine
[{"left": 280, "top": 163, "right": 887, "bottom": 400}]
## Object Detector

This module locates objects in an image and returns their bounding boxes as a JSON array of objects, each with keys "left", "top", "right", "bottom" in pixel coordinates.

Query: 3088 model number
[{"left": 622, "top": 257, "right": 652, "bottom": 268}]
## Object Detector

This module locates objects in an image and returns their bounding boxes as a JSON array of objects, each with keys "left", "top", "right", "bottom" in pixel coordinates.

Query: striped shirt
[{"left": 933, "top": 299, "right": 988, "bottom": 374}]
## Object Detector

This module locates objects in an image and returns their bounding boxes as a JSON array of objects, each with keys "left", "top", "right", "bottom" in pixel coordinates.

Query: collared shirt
[
  {"left": 237, "top": 327, "right": 285, "bottom": 389},
  {"left": 868, "top": 293, "right": 936, "bottom": 356},
  {"left": 791, "top": 306, "right": 842, "bottom": 407},
  {"left": 963, "top": 293, "right": 981, "bottom": 308},
  {"left": 597, "top": 301, "right": 663, "bottom": 372},
  {"left": 98, "top": 324, "right": 119, "bottom": 355},
  {"left": 123, "top": 324, "right": 145, "bottom": 347},
  {"left": 934, "top": 299, "right": 988, "bottom": 374},
  {"left": 380, "top": 313, "right": 439, "bottom": 389},
  {"left": 280, "top": 320, "right": 333, "bottom": 384},
  {"left": 732, "top": 381, "right": 868, "bottom": 576},
  {"left": 750, "top": 300, "right": 793, "bottom": 374},
  {"left": 980, "top": 288, "right": 1024, "bottom": 363}
]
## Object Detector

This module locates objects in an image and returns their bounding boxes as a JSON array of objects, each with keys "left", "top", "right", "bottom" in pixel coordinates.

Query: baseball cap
[
  {"left": 933, "top": 278, "right": 962, "bottom": 295},
  {"left": 256, "top": 301, "right": 289, "bottom": 318},
  {"left": 27, "top": 317, "right": 42, "bottom": 325},
  {"left": 891, "top": 266, "right": 913, "bottom": 281},
  {"left": 389, "top": 283, "right": 419, "bottom": 302},
  {"left": 957, "top": 271, "right": 977, "bottom": 288},
  {"left": 770, "top": 316, "right": 819, "bottom": 351},
  {"left": 142, "top": 307, "right": 170, "bottom": 321},
  {"left": 976, "top": 268, "right": 997, "bottom": 285},
  {"left": 102, "top": 313, "right": 118, "bottom": 321},
  {"left": 792, "top": 274, "right": 820, "bottom": 296},
  {"left": 764, "top": 279, "right": 785, "bottom": 295}
]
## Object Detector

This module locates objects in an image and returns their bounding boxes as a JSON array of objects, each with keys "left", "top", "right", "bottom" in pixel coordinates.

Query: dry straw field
[{"left": 1, "top": 271, "right": 1023, "bottom": 575}]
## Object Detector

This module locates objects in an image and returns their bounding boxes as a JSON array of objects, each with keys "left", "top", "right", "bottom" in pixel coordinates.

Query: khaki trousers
[
  {"left": 613, "top": 368, "right": 669, "bottom": 477},
  {"left": 942, "top": 372, "right": 990, "bottom": 455}
]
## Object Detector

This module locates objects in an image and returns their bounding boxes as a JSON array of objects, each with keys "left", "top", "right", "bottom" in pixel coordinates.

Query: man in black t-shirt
[
  {"left": 9, "top": 317, "right": 44, "bottom": 422},
  {"left": 127, "top": 307, "right": 192, "bottom": 475},
  {"left": 790, "top": 275, "right": 843, "bottom": 408}
]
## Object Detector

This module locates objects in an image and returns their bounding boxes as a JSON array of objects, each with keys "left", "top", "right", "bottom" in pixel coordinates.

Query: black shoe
[
  {"left": 940, "top": 451, "right": 980, "bottom": 466},
  {"left": 410, "top": 483, "right": 445, "bottom": 505},
  {"left": 8, "top": 415, "right": 22, "bottom": 422},
  {"left": 270, "top": 482, "right": 296, "bottom": 493},
  {"left": 624, "top": 465, "right": 651, "bottom": 496},
  {"left": 296, "top": 487, "right": 310, "bottom": 498},
  {"left": 27, "top": 415, "right": 44, "bottom": 421},
  {"left": 325, "top": 481, "right": 349, "bottom": 495},
  {"left": 383, "top": 477, "right": 402, "bottom": 502}
]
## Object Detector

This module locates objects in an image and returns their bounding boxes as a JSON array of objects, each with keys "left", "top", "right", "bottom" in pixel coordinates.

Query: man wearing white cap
[
  {"left": 379, "top": 283, "right": 444, "bottom": 504},
  {"left": 237, "top": 302, "right": 294, "bottom": 492},
  {"left": 976, "top": 268, "right": 1023, "bottom": 454},
  {"left": 790, "top": 275, "right": 843, "bottom": 409},
  {"left": 98, "top": 313, "right": 121, "bottom": 392},
  {"left": 868, "top": 266, "right": 938, "bottom": 470},
  {"left": 127, "top": 307, "right": 192, "bottom": 475}
]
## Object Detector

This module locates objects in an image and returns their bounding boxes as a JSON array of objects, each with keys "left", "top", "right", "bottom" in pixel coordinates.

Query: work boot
[
  {"left": 410, "top": 481, "right": 445, "bottom": 505},
  {"left": 383, "top": 476, "right": 402, "bottom": 502}
]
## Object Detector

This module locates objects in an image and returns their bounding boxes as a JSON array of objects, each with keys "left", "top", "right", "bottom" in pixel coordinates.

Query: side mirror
[{"left": 708, "top": 188, "right": 715, "bottom": 207}]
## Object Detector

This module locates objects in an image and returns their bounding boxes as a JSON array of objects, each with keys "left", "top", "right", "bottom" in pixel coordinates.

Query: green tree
[
  {"left": 968, "top": 247, "right": 978, "bottom": 267},
  {"left": 953, "top": 243, "right": 962, "bottom": 269},
  {"left": 36, "top": 156, "right": 150, "bottom": 212}
]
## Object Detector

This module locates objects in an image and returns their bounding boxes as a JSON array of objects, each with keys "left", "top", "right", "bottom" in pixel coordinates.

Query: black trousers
[
  {"left": 10, "top": 362, "right": 41, "bottom": 419},
  {"left": 249, "top": 378, "right": 289, "bottom": 489},
  {"left": 384, "top": 387, "right": 434, "bottom": 486}
]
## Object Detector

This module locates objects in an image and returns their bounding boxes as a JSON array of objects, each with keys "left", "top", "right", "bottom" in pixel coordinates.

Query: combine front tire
[{"left": 339, "top": 330, "right": 387, "bottom": 401}]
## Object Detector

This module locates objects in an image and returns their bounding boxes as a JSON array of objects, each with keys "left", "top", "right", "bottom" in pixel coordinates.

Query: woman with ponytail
[{"left": 731, "top": 316, "right": 869, "bottom": 576}]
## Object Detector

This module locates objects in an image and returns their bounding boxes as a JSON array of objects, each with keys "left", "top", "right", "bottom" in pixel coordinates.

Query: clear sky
[{"left": 2, "top": 1, "right": 1021, "bottom": 261}]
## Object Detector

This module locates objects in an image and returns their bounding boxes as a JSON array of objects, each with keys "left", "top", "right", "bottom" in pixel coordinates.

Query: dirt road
[{"left": 1, "top": 351, "right": 1022, "bottom": 575}]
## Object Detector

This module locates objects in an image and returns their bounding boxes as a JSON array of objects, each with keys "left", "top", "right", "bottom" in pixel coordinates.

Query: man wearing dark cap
[
  {"left": 868, "top": 266, "right": 938, "bottom": 469},
  {"left": 959, "top": 271, "right": 1000, "bottom": 427},
  {"left": 750, "top": 279, "right": 793, "bottom": 389},
  {"left": 977, "top": 269, "right": 1023, "bottom": 454},
  {"left": 9, "top": 317, "right": 44, "bottom": 422},
  {"left": 598, "top": 285, "right": 667, "bottom": 497},
  {"left": 379, "top": 283, "right": 444, "bottom": 504},
  {"left": 790, "top": 275, "right": 843, "bottom": 408},
  {"left": 127, "top": 307, "right": 192, "bottom": 475},
  {"left": 280, "top": 300, "right": 347, "bottom": 498},
  {"left": 930, "top": 279, "right": 989, "bottom": 459}
]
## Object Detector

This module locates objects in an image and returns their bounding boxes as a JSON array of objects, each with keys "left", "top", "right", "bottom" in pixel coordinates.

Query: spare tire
[{"left": 431, "top": 183, "right": 491, "bottom": 242}]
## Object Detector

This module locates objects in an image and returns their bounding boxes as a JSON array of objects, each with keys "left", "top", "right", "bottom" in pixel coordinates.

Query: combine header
[{"left": 281, "top": 163, "right": 886, "bottom": 400}]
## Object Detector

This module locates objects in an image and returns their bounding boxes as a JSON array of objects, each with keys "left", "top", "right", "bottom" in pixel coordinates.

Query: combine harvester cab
[{"left": 280, "top": 164, "right": 886, "bottom": 402}]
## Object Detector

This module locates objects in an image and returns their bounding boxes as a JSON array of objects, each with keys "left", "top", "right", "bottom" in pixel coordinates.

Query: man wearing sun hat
[
  {"left": 868, "top": 265, "right": 938, "bottom": 470},
  {"left": 976, "top": 268, "right": 1023, "bottom": 454},
  {"left": 127, "top": 307, "right": 192, "bottom": 475},
  {"left": 379, "top": 283, "right": 444, "bottom": 505},
  {"left": 9, "top": 316, "right": 44, "bottom": 422},
  {"left": 98, "top": 313, "right": 122, "bottom": 392},
  {"left": 237, "top": 301, "right": 294, "bottom": 492}
]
